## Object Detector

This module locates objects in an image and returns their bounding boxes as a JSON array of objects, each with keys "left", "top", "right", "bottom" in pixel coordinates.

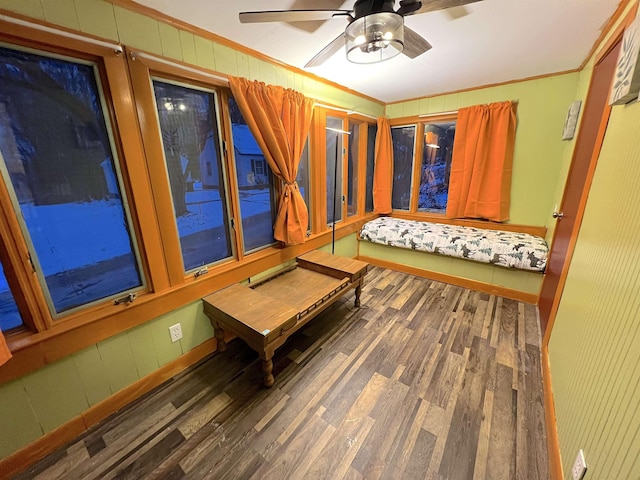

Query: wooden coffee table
[{"left": 202, "top": 251, "right": 369, "bottom": 387}]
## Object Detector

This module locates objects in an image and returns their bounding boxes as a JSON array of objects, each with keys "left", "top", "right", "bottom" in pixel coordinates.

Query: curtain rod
[
  {"left": 418, "top": 110, "right": 458, "bottom": 118},
  {"left": 130, "top": 51, "right": 229, "bottom": 84},
  {"left": 0, "top": 14, "right": 123, "bottom": 54},
  {"left": 314, "top": 103, "right": 378, "bottom": 120}
]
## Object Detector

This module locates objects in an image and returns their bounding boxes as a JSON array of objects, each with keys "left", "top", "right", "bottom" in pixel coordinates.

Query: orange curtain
[
  {"left": 228, "top": 77, "right": 314, "bottom": 245},
  {"left": 373, "top": 117, "right": 393, "bottom": 214},
  {"left": 0, "top": 332, "right": 11, "bottom": 367},
  {"left": 446, "top": 101, "right": 517, "bottom": 222}
]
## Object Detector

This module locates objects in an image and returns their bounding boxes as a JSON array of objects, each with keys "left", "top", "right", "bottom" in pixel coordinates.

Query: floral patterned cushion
[{"left": 360, "top": 217, "right": 548, "bottom": 272}]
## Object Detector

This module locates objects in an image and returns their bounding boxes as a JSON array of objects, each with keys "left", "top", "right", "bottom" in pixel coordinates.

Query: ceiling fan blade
[
  {"left": 239, "top": 9, "right": 351, "bottom": 24},
  {"left": 402, "top": 26, "right": 432, "bottom": 59},
  {"left": 405, "top": 0, "right": 482, "bottom": 16},
  {"left": 305, "top": 33, "right": 347, "bottom": 68}
]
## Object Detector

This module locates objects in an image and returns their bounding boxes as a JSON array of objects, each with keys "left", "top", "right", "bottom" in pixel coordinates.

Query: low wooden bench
[{"left": 202, "top": 251, "right": 369, "bottom": 387}]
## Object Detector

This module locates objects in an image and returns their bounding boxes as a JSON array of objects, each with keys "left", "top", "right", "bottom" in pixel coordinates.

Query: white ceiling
[{"left": 132, "top": 0, "right": 622, "bottom": 103}]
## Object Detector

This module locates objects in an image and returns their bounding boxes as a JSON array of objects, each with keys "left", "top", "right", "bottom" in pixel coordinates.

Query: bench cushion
[{"left": 360, "top": 217, "right": 548, "bottom": 272}]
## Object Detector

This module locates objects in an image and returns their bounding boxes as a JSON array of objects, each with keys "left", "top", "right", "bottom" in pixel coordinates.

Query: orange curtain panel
[
  {"left": 0, "top": 332, "right": 11, "bottom": 366},
  {"left": 373, "top": 116, "right": 393, "bottom": 214},
  {"left": 228, "top": 77, "right": 314, "bottom": 245},
  {"left": 446, "top": 101, "right": 517, "bottom": 222}
]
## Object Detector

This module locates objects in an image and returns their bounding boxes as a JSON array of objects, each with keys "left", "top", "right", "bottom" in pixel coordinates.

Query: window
[
  {"left": 153, "top": 80, "right": 232, "bottom": 271},
  {"left": 326, "top": 116, "right": 344, "bottom": 224},
  {"left": 390, "top": 118, "right": 456, "bottom": 214},
  {"left": 419, "top": 121, "right": 456, "bottom": 213},
  {"left": 251, "top": 158, "right": 266, "bottom": 176},
  {"left": 296, "top": 140, "right": 311, "bottom": 231},
  {"left": 391, "top": 125, "right": 416, "bottom": 211},
  {"left": 347, "top": 121, "right": 359, "bottom": 217},
  {"left": 0, "top": 45, "right": 143, "bottom": 315},
  {"left": 0, "top": 261, "right": 22, "bottom": 331},
  {"left": 365, "top": 124, "right": 377, "bottom": 213},
  {"left": 228, "top": 97, "right": 276, "bottom": 253}
]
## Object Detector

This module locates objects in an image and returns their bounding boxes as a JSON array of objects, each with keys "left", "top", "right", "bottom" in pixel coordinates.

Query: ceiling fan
[{"left": 239, "top": 0, "right": 482, "bottom": 67}]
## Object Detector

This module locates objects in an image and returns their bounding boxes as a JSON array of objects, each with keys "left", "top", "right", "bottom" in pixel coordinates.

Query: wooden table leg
[
  {"left": 354, "top": 282, "right": 362, "bottom": 308},
  {"left": 214, "top": 324, "right": 227, "bottom": 352},
  {"left": 261, "top": 357, "right": 275, "bottom": 388}
]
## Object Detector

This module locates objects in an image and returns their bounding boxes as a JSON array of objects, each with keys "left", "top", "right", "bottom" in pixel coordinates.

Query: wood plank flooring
[{"left": 13, "top": 268, "right": 549, "bottom": 480}]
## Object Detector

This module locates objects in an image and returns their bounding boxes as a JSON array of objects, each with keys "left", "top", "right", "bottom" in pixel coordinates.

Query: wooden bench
[{"left": 202, "top": 251, "right": 369, "bottom": 387}]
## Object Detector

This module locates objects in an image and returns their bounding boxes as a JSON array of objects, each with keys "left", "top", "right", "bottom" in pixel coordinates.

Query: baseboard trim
[
  {"left": 0, "top": 336, "right": 226, "bottom": 478},
  {"left": 542, "top": 345, "right": 563, "bottom": 479},
  {"left": 357, "top": 255, "right": 539, "bottom": 304}
]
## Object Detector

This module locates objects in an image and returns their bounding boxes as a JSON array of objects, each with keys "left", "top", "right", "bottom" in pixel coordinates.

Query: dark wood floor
[{"left": 14, "top": 267, "right": 549, "bottom": 480}]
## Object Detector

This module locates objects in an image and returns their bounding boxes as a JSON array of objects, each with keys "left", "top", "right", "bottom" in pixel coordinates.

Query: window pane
[
  {"left": 391, "top": 125, "right": 416, "bottom": 210},
  {"left": 347, "top": 122, "right": 359, "bottom": 217},
  {"left": 326, "top": 116, "right": 344, "bottom": 224},
  {"left": 419, "top": 121, "right": 456, "bottom": 213},
  {"left": 228, "top": 97, "right": 276, "bottom": 252},
  {"left": 296, "top": 140, "right": 311, "bottom": 231},
  {"left": 0, "top": 261, "right": 22, "bottom": 331},
  {"left": 365, "top": 124, "right": 377, "bottom": 213},
  {"left": 154, "top": 81, "right": 232, "bottom": 270},
  {"left": 0, "top": 46, "right": 142, "bottom": 314}
]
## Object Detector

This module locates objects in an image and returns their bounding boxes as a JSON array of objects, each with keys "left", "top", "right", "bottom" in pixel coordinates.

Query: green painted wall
[
  {"left": 386, "top": 73, "right": 581, "bottom": 228},
  {"left": 0, "top": 301, "right": 213, "bottom": 458},
  {"left": 545, "top": 62, "right": 595, "bottom": 244},
  {"left": 318, "top": 233, "right": 359, "bottom": 258}
]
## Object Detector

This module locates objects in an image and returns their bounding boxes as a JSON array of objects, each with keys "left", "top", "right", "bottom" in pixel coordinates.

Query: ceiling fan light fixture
[{"left": 345, "top": 12, "right": 404, "bottom": 64}]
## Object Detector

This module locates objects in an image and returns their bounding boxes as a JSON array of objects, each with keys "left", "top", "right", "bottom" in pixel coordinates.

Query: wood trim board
[
  {"left": 0, "top": 336, "right": 230, "bottom": 479},
  {"left": 542, "top": 345, "right": 563, "bottom": 480},
  {"left": 357, "top": 255, "right": 539, "bottom": 304}
]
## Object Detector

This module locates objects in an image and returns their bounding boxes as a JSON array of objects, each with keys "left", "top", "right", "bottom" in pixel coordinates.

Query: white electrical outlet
[
  {"left": 169, "top": 323, "right": 182, "bottom": 343},
  {"left": 572, "top": 449, "right": 587, "bottom": 480}
]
